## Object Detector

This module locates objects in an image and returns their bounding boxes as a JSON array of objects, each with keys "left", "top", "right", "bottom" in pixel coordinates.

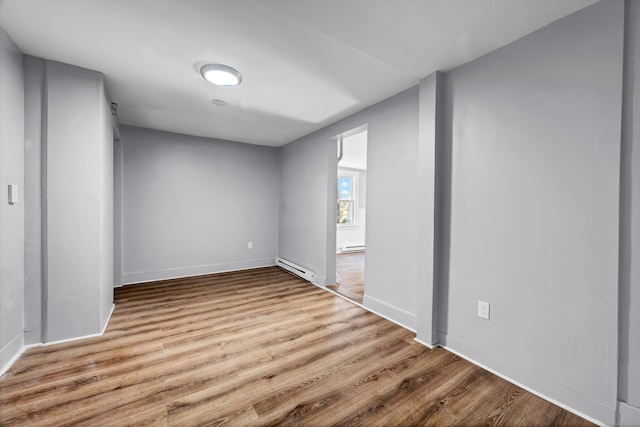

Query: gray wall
[
  {"left": 99, "top": 92, "right": 114, "bottom": 326},
  {"left": 278, "top": 87, "right": 419, "bottom": 328},
  {"left": 279, "top": 132, "right": 336, "bottom": 285},
  {"left": 618, "top": 0, "right": 640, "bottom": 424},
  {"left": 120, "top": 126, "right": 279, "bottom": 284},
  {"left": 363, "top": 89, "right": 419, "bottom": 328},
  {"left": 440, "top": 2, "right": 623, "bottom": 423},
  {"left": 0, "top": 27, "right": 24, "bottom": 373},
  {"left": 45, "top": 61, "right": 113, "bottom": 342},
  {"left": 415, "top": 72, "right": 440, "bottom": 346},
  {"left": 23, "top": 58, "right": 114, "bottom": 343},
  {"left": 114, "top": 134, "right": 123, "bottom": 287},
  {"left": 23, "top": 56, "right": 45, "bottom": 344}
]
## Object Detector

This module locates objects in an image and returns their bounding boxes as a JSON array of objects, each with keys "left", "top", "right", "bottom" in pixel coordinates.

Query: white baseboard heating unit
[
  {"left": 276, "top": 257, "right": 314, "bottom": 282},
  {"left": 340, "top": 245, "right": 365, "bottom": 253}
]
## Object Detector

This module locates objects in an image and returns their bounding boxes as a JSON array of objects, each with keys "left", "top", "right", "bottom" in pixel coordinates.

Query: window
[{"left": 337, "top": 171, "right": 358, "bottom": 226}]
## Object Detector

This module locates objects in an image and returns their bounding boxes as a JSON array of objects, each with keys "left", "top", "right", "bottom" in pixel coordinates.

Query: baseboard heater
[
  {"left": 276, "top": 257, "right": 314, "bottom": 282},
  {"left": 340, "top": 245, "right": 365, "bottom": 253}
]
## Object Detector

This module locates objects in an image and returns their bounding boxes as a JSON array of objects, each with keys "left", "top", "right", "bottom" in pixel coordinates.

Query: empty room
[{"left": 1, "top": 0, "right": 639, "bottom": 425}]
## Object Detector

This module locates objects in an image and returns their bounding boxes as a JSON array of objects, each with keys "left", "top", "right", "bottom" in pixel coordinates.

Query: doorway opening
[{"left": 328, "top": 126, "right": 367, "bottom": 303}]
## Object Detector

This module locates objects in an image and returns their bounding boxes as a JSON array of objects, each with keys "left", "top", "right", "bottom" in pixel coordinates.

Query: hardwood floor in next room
[
  {"left": 330, "top": 251, "right": 365, "bottom": 303},
  {"left": 0, "top": 267, "right": 593, "bottom": 426}
]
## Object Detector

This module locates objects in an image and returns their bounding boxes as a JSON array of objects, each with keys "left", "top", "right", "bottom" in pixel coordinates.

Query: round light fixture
[
  {"left": 211, "top": 99, "right": 228, "bottom": 107},
  {"left": 200, "top": 64, "right": 242, "bottom": 86}
]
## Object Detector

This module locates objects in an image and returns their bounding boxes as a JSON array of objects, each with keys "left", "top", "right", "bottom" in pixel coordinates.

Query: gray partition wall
[
  {"left": 278, "top": 86, "right": 420, "bottom": 327},
  {"left": 618, "top": 0, "right": 640, "bottom": 424},
  {"left": 23, "top": 58, "right": 114, "bottom": 343},
  {"left": 0, "top": 27, "right": 25, "bottom": 372},
  {"left": 23, "top": 55, "right": 45, "bottom": 344}
]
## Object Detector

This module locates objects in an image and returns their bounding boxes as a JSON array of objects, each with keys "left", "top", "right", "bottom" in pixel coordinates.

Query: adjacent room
[
  {"left": 1, "top": 1, "right": 639, "bottom": 425},
  {"left": 330, "top": 126, "right": 368, "bottom": 303}
]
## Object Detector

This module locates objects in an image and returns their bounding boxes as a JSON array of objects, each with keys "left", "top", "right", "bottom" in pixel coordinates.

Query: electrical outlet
[
  {"left": 8, "top": 184, "right": 18, "bottom": 205},
  {"left": 248, "top": 241, "right": 253, "bottom": 249},
  {"left": 478, "top": 300, "right": 490, "bottom": 320}
]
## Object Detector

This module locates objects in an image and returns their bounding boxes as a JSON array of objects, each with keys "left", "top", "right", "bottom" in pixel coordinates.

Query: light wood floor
[
  {"left": 330, "top": 252, "right": 365, "bottom": 303},
  {"left": 0, "top": 267, "right": 593, "bottom": 426}
]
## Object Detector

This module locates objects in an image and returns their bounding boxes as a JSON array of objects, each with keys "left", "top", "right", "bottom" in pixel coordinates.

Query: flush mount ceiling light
[{"left": 200, "top": 64, "right": 242, "bottom": 86}]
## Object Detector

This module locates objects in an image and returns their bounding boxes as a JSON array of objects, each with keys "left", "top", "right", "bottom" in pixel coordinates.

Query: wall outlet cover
[
  {"left": 478, "top": 300, "right": 490, "bottom": 320},
  {"left": 8, "top": 184, "right": 19, "bottom": 205}
]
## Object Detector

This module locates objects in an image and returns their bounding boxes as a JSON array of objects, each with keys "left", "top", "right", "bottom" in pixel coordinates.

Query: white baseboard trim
[
  {"left": 618, "top": 401, "right": 640, "bottom": 426},
  {"left": 311, "top": 275, "right": 327, "bottom": 287},
  {"left": 44, "top": 302, "right": 115, "bottom": 347},
  {"left": 0, "top": 334, "right": 25, "bottom": 377},
  {"left": 362, "top": 294, "right": 417, "bottom": 331},
  {"left": 101, "top": 304, "right": 115, "bottom": 334},
  {"left": 121, "top": 258, "right": 276, "bottom": 286},
  {"left": 413, "top": 337, "right": 436, "bottom": 349},
  {"left": 0, "top": 342, "right": 43, "bottom": 378},
  {"left": 0, "top": 303, "right": 116, "bottom": 377},
  {"left": 310, "top": 282, "right": 416, "bottom": 333},
  {"left": 43, "top": 331, "right": 103, "bottom": 347},
  {"left": 440, "top": 340, "right": 607, "bottom": 427}
]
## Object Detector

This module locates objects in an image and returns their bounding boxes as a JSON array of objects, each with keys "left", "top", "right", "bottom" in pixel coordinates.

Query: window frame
[{"left": 337, "top": 170, "right": 359, "bottom": 228}]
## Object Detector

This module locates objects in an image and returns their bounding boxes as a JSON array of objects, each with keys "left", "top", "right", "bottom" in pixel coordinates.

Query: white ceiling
[{"left": 0, "top": 0, "right": 597, "bottom": 147}]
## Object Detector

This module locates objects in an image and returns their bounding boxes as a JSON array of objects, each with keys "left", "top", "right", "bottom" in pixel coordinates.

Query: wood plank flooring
[
  {"left": 330, "top": 252, "right": 365, "bottom": 303},
  {"left": 0, "top": 267, "right": 593, "bottom": 426}
]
